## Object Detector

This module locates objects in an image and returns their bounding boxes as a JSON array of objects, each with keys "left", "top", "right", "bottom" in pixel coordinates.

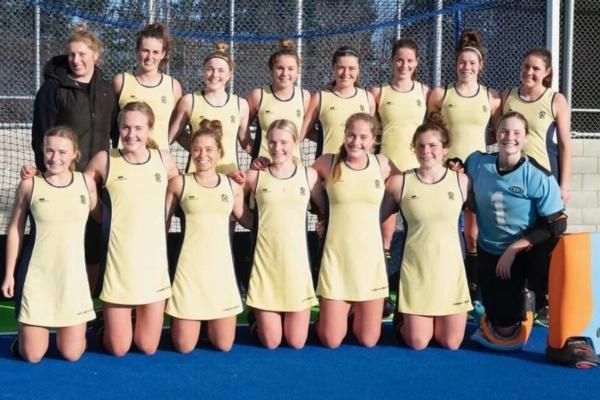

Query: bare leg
[
  {"left": 400, "top": 314, "right": 434, "bottom": 350},
  {"left": 133, "top": 300, "right": 166, "bottom": 355},
  {"left": 255, "top": 309, "right": 283, "bottom": 349},
  {"left": 19, "top": 324, "right": 49, "bottom": 363},
  {"left": 433, "top": 313, "right": 467, "bottom": 350},
  {"left": 315, "top": 298, "right": 351, "bottom": 349},
  {"left": 352, "top": 298, "right": 384, "bottom": 347},
  {"left": 283, "top": 308, "right": 312, "bottom": 349},
  {"left": 207, "top": 316, "right": 237, "bottom": 352},
  {"left": 103, "top": 302, "right": 133, "bottom": 356},
  {"left": 56, "top": 323, "right": 87, "bottom": 361},
  {"left": 170, "top": 318, "right": 200, "bottom": 354}
]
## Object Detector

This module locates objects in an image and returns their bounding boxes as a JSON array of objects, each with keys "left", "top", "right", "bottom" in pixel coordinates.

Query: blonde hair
[
  {"left": 330, "top": 113, "right": 380, "bottom": 183},
  {"left": 43, "top": 126, "right": 81, "bottom": 171},
  {"left": 191, "top": 119, "right": 225, "bottom": 159},
  {"left": 118, "top": 101, "right": 157, "bottom": 149},
  {"left": 204, "top": 42, "right": 233, "bottom": 70},
  {"left": 266, "top": 119, "right": 300, "bottom": 164},
  {"left": 67, "top": 24, "right": 102, "bottom": 57}
]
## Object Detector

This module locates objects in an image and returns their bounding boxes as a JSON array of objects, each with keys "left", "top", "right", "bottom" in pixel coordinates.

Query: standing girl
[
  {"left": 3, "top": 127, "right": 98, "bottom": 362},
  {"left": 245, "top": 119, "right": 325, "bottom": 349},
  {"left": 427, "top": 29, "right": 500, "bottom": 312},
  {"left": 114, "top": 22, "right": 183, "bottom": 150},
  {"left": 165, "top": 119, "right": 251, "bottom": 353},
  {"left": 86, "top": 101, "right": 179, "bottom": 356},
  {"left": 312, "top": 113, "right": 396, "bottom": 348},
  {"left": 247, "top": 40, "right": 311, "bottom": 163},
  {"left": 371, "top": 38, "right": 429, "bottom": 315},
  {"left": 382, "top": 113, "right": 471, "bottom": 350},
  {"left": 501, "top": 50, "right": 571, "bottom": 324},
  {"left": 169, "top": 42, "right": 250, "bottom": 173},
  {"left": 301, "top": 46, "right": 376, "bottom": 157}
]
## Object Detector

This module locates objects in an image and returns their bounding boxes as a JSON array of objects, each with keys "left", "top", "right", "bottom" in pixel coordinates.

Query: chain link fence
[{"left": 2, "top": 0, "right": 591, "bottom": 234}]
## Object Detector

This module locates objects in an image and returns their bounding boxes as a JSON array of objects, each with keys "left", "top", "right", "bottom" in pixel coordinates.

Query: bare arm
[
  {"left": 2, "top": 179, "right": 33, "bottom": 298},
  {"left": 165, "top": 175, "right": 183, "bottom": 231},
  {"left": 301, "top": 91, "right": 321, "bottom": 142},
  {"left": 160, "top": 150, "right": 181, "bottom": 180},
  {"left": 113, "top": 73, "right": 124, "bottom": 98},
  {"left": 427, "top": 86, "right": 445, "bottom": 114},
  {"left": 237, "top": 97, "right": 252, "bottom": 155},
  {"left": 85, "top": 150, "right": 109, "bottom": 187},
  {"left": 488, "top": 88, "right": 502, "bottom": 145},
  {"left": 367, "top": 90, "right": 376, "bottom": 116},
  {"left": 172, "top": 78, "right": 183, "bottom": 103},
  {"left": 307, "top": 167, "right": 326, "bottom": 216},
  {"left": 168, "top": 94, "right": 193, "bottom": 150},
  {"left": 381, "top": 174, "right": 404, "bottom": 222},
  {"left": 83, "top": 172, "right": 101, "bottom": 222},
  {"left": 231, "top": 178, "right": 253, "bottom": 229},
  {"left": 554, "top": 93, "right": 572, "bottom": 204}
]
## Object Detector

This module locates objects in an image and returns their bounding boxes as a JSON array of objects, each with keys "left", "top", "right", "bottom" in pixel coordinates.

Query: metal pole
[
  {"left": 165, "top": 1, "right": 171, "bottom": 75},
  {"left": 563, "top": 0, "right": 575, "bottom": 106},
  {"left": 454, "top": 0, "right": 463, "bottom": 46},
  {"left": 396, "top": 0, "right": 403, "bottom": 40},
  {"left": 35, "top": 4, "right": 41, "bottom": 91},
  {"left": 296, "top": 0, "right": 303, "bottom": 87},
  {"left": 546, "top": 0, "right": 560, "bottom": 90},
  {"left": 432, "top": 0, "right": 443, "bottom": 86},
  {"left": 229, "top": 0, "right": 236, "bottom": 93},
  {"left": 148, "top": 0, "right": 155, "bottom": 23}
]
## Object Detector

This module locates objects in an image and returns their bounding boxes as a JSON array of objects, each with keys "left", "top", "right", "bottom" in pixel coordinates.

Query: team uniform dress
[
  {"left": 118, "top": 72, "right": 176, "bottom": 150},
  {"left": 254, "top": 85, "right": 304, "bottom": 161},
  {"left": 317, "top": 154, "right": 388, "bottom": 301},
  {"left": 100, "top": 149, "right": 171, "bottom": 305},
  {"left": 15, "top": 173, "right": 95, "bottom": 327},
  {"left": 246, "top": 166, "right": 318, "bottom": 312},
  {"left": 397, "top": 169, "right": 472, "bottom": 315},
  {"left": 465, "top": 151, "right": 564, "bottom": 325},
  {"left": 166, "top": 174, "right": 243, "bottom": 320},
  {"left": 187, "top": 91, "right": 241, "bottom": 173},
  {"left": 441, "top": 84, "right": 491, "bottom": 162},
  {"left": 503, "top": 87, "right": 559, "bottom": 178},
  {"left": 318, "top": 88, "right": 370, "bottom": 156},
  {"left": 377, "top": 82, "right": 426, "bottom": 171}
]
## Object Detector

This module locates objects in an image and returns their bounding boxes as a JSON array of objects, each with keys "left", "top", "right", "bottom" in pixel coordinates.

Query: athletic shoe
[
  {"left": 382, "top": 297, "right": 395, "bottom": 319},
  {"left": 534, "top": 305, "right": 549, "bottom": 328},
  {"left": 546, "top": 338, "right": 599, "bottom": 368},
  {"left": 467, "top": 300, "right": 485, "bottom": 322}
]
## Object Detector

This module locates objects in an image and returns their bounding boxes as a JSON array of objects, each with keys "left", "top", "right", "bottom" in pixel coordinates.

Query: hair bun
[
  {"left": 214, "top": 41, "right": 229, "bottom": 53},
  {"left": 425, "top": 111, "right": 448, "bottom": 130},
  {"left": 279, "top": 39, "right": 295, "bottom": 50},
  {"left": 458, "top": 29, "right": 482, "bottom": 49},
  {"left": 73, "top": 23, "right": 88, "bottom": 34}
]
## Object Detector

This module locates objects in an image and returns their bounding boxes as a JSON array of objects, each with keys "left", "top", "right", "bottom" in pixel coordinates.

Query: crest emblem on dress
[
  {"left": 360, "top": 105, "right": 365, "bottom": 112},
  {"left": 155, "top": 173, "right": 161, "bottom": 183},
  {"left": 230, "top": 115, "right": 236, "bottom": 123},
  {"left": 296, "top": 109, "right": 302, "bottom": 118},
  {"left": 221, "top": 194, "right": 229, "bottom": 202},
  {"left": 375, "top": 179, "right": 381, "bottom": 189},
  {"left": 417, "top": 99, "right": 422, "bottom": 107},
  {"left": 80, "top": 195, "right": 86, "bottom": 205},
  {"left": 161, "top": 95, "right": 167, "bottom": 104},
  {"left": 482, "top": 105, "right": 488, "bottom": 113},
  {"left": 448, "top": 191, "right": 455, "bottom": 200},
  {"left": 300, "top": 187, "right": 306, "bottom": 196},
  {"left": 539, "top": 111, "right": 546, "bottom": 119}
]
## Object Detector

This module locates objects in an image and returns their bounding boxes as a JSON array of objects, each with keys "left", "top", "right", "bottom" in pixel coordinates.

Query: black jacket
[{"left": 31, "top": 55, "right": 118, "bottom": 171}]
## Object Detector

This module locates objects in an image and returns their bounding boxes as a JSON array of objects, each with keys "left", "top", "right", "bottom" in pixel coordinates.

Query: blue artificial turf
[{"left": 0, "top": 323, "right": 598, "bottom": 400}]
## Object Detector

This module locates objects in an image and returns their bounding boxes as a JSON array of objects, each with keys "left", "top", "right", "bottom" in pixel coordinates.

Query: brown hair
[
  {"left": 496, "top": 111, "right": 529, "bottom": 135},
  {"left": 136, "top": 22, "right": 173, "bottom": 71},
  {"left": 329, "top": 46, "right": 362, "bottom": 89},
  {"left": 455, "top": 29, "right": 484, "bottom": 64},
  {"left": 67, "top": 24, "right": 102, "bottom": 58},
  {"left": 117, "top": 101, "right": 158, "bottom": 149},
  {"left": 191, "top": 119, "right": 225, "bottom": 159},
  {"left": 330, "top": 113, "right": 380, "bottom": 183},
  {"left": 391, "top": 38, "right": 420, "bottom": 79},
  {"left": 268, "top": 39, "right": 300, "bottom": 71},
  {"left": 43, "top": 126, "right": 81, "bottom": 171},
  {"left": 524, "top": 48, "right": 553, "bottom": 88},
  {"left": 204, "top": 42, "right": 233, "bottom": 70},
  {"left": 411, "top": 112, "right": 452, "bottom": 151}
]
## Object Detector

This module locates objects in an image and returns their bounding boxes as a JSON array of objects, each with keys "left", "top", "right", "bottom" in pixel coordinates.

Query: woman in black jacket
[
  {"left": 32, "top": 23, "right": 118, "bottom": 172},
  {"left": 31, "top": 24, "right": 118, "bottom": 294}
]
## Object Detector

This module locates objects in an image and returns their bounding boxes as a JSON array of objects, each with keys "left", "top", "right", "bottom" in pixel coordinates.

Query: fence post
[
  {"left": 396, "top": 0, "right": 404, "bottom": 39},
  {"left": 454, "top": 0, "right": 462, "bottom": 46},
  {"left": 35, "top": 3, "right": 41, "bottom": 92},
  {"left": 297, "top": 0, "right": 304, "bottom": 87},
  {"left": 148, "top": 0, "right": 155, "bottom": 23},
  {"left": 432, "top": 0, "right": 443, "bottom": 87},
  {"left": 546, "top": 0, "right": 560, "bottom": 90},
  {"left": 229, "top": 0, "right": 236, "bottom": 94},
  {"left": 563, "top": 0, "right": 575, "bottom": 106}
]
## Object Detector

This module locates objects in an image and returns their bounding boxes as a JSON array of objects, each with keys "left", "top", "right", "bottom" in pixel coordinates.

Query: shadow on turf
[{"left": 0, "top": 322, "right": 552, "bottom": 366}]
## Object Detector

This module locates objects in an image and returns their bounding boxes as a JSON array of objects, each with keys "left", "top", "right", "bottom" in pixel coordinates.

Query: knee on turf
[
  {"left": 20, "top": 347, "right": 46, "bottom": 363},
  {"left": 58, "top": 342, "right": 86, "bottom": 362}
]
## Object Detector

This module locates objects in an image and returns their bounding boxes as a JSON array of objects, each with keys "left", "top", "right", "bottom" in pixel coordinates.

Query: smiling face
[
  {"left": 520, "top": 54, "right": 551, "bottom": 89},
  {"left": 456, "top": 50, "right": 482, "bottom": 83},
  {"left": 343, "top": 118, "right": 375, "bottom": 159},
  {"left": 119, "top": 110, "right": 153, "bottom": 152},
  {"left": 136, "top": 37, "right": 166, "bottom": 73},
  {"left": 203, "top": 57, "right": 231, "bottom": 92},
  {"left": 392, "top": 47, "right": 418, "bottom": 81},
  {"left": 44, "top": 136, "right": 78, "bottom": 175},
  {"left": 267, "top": 127, "right": 297, "bottom": 164},
  {"left": 67, "top": 40, "right": 99, "bottom": 81},
  {"left": 414, "top": 130, "right": 447, "bottom": 168},
  {"left": 191, "top": 134, "right": 222, "bottom": 172},
  {"left": 496, "top": 116, "right": 528, "bottom": 157},
  {"left": 334, "top": 55, "right": 360, "bottom": 89},
  {"left": 271, "top": 54, "right": 299, "bottom": 90}
]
